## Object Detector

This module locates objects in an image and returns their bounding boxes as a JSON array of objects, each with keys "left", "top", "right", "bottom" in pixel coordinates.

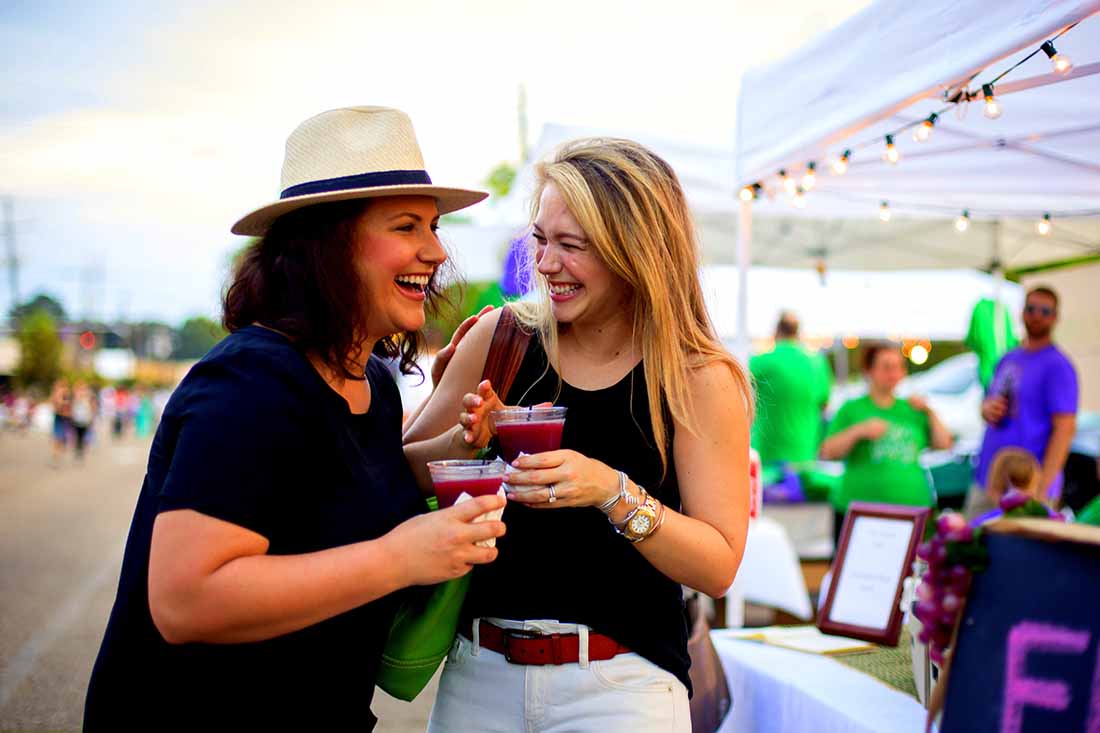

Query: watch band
[{"left": 621, "top": 494, "right": 662, "bottom": 543}]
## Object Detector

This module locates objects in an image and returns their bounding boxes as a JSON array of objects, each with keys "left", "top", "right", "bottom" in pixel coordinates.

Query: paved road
[{"left": 0, "top": 428, "right": 436, "bottom": 732}]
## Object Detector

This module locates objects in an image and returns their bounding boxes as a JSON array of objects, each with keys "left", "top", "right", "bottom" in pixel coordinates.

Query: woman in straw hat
[
  {"left": 84, "top": 106, "right": 505, "bottom": 730},
  {"left": 404, "top": 138, "right": 753, "bottom": 731}
]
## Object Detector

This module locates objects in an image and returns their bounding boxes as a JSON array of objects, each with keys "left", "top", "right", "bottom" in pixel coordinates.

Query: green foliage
[
  {"left": 944, "top": 528, "right": 990, "bottom": 573},
  {"left": 175, "top": 316, "right": 226, "bottom": 360},
  {"left": 485, "top": 163, "right": 517, "bottom": 199},
  {"left": 10, "top": 293, "right": 66, "bottom": 326},
  {"left": 424, "top": 281, "right": 505, "bottom": 349},
  {"left": 15, "top": 309, "right": 63, "bottom": 391}
]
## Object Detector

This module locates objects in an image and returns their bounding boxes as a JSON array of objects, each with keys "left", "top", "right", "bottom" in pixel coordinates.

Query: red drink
[
  {"left": 496, "top": 420, "right": 565, "bottom": 463},
  {"left": 427, "top": 460, "right": 508, "bottom": 510},
  {"left": 433, "top": 475, "right": 506, "bottom": 509}
]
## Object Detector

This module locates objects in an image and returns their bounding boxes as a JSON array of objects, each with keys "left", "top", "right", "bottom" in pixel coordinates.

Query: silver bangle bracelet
[
  {"left": 611, "top": 486, "right": 648, "bottom": 529},
  {"left": 621, "top": 472, "right": 640, "bottom": 508},
  {"left": 597, "top": 472, "right": 624, "bottom": 514}
]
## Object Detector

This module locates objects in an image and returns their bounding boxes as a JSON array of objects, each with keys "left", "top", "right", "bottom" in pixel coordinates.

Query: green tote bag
[{"left": 376, "top": 306, "right": 531, "bottom": 700}]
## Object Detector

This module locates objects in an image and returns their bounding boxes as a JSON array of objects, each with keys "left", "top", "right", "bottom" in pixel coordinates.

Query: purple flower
[
  {"left": 944, "top": 525, "right": 975, "bottom": 544},
  {"left": 937, "top": 512, "right": 967, "bottom": 535},
  {"left": 1000, "top": 488, "right": 1030, "bottom": 512}
]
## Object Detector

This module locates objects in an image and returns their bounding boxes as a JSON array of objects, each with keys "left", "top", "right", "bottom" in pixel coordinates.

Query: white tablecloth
[
  {"left": 728, "top": 516, "right": 814, "bottom": 623},
  {"left": 762, "top": 502, "right": 835, "bottom": 559},
  {"left": 713, "top": 633, "right": 926, "bottom": 733}
]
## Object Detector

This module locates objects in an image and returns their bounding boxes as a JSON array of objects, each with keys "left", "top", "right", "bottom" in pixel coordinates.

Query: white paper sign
[{"left": 828, "top": 516, "right": 914, "bottom": 630}]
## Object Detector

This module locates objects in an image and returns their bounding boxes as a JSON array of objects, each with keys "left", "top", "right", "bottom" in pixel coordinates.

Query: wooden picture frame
[{"left": 817, "top": 502, "right": 930, "bottom": 646}]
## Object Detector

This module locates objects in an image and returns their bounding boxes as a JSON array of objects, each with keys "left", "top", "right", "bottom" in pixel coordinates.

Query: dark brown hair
[
  {"left": 1026, "top": 285, "right": 1059, "bottom": 309},
  {"left": 861, "top": 341, "right": 902, "bottom": 371},
  {"left": 775, "top": 311, "right": 800, "bottom": 339},
  {"left": 222, "top": 199, "right": 448, "bottom": 380}
]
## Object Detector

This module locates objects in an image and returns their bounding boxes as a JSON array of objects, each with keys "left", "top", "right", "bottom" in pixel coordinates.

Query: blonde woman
[{"left": 404, "top": 138, "right": 752, "bottom": 732}]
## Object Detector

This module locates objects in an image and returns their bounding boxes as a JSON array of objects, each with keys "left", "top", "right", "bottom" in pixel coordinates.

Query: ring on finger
[{"left": 548, "top": 484, "right": 557, "bottom": 503}]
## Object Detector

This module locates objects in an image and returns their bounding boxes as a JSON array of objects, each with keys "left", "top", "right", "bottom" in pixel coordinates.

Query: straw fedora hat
[{"left": 232, "top": 106, "right": 488, "bottom": 236}]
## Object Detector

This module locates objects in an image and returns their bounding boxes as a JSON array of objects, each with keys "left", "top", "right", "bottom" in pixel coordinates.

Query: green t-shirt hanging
[
  {"left": 750, "top": 341, "right": 832, "bottom": 465},
  {"left": 826, "top": 395, "right": 933, "bottom": 512},
  {"left": 966, "top": 298, "right": 1019, "bottom": 389}
]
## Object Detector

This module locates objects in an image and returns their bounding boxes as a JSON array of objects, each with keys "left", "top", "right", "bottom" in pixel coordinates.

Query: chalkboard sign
[{"left": 941, "top": 520, "right": 1100, "bottom": 732}]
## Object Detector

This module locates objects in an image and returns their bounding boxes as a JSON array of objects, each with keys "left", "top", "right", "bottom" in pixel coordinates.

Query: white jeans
[{"left": 427, "top": 618, "right": 690, "bottom": 733}]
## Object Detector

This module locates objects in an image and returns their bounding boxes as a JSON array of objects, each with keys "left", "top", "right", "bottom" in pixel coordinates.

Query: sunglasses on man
[{"left": 1024, "top": 304, "right": 1055, "bottom": 317}]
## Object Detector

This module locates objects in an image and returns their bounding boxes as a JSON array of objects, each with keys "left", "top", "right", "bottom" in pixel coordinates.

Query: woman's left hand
[{"left": 505, "top": 450, "right": 619, "bottom": 509}]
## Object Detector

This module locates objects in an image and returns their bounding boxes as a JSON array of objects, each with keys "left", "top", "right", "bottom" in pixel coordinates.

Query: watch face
[{"left": 629, "top": 514, "right": 653, "bottom": 535}]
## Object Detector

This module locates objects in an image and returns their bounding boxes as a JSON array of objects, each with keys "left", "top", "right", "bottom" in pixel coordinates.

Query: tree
[
  {"left": 15, "top": 309, "right": 62, "bottom": 391},
  {"left": 485, "top": 162, "right": 517, "bottom": 199},
  {"left": 175, "top": 316, "right": 226, "bottom": 360},
  {"left": 10, "top": 293, "right": 66, "bottom": 326}
]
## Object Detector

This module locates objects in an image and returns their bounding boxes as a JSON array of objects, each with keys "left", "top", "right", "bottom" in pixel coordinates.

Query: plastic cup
[
  {"left": 427, "top": 459, "right": 508, "bottom": 509},
  {"left": 491, "top": 406, "right": 568, "bottom": 463}
]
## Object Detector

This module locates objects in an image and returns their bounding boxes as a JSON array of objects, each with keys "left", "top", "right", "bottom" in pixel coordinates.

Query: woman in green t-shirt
[{"left": 821, "top": 343, "right": 954, "bottom": 543}]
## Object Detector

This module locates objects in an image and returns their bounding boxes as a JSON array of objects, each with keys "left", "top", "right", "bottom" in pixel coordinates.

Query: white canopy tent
[
  {"left": 457, "top": 120, "right": 1036, "bottom": 350},
  {"left": 732, "top": 0, "right": 1100, "bottom": 356}
]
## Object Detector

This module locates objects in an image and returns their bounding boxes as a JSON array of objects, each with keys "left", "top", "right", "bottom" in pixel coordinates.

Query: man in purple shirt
[{"left": 971, "top": 286, "right": 1078, "bottom": 512}]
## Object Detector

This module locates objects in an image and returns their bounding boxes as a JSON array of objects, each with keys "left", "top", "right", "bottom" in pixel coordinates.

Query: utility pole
[
  {"left": 3, "top": 196, "right": 18, "bottom": 316},
  {"left": 517, "top": 83, "right": 529, "bottom": 164}
]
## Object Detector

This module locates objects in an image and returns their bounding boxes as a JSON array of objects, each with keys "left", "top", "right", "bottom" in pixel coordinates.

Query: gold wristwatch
[{"left": 616, "top": 493, "right": 661, "bottom": 543}]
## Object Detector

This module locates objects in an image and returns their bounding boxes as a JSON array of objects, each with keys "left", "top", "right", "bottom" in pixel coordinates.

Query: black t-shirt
[
  {"left": 464, "top": 336, "right": 692, "bottom": 693},
  {"left": 84, "top": 326, "right": 425, "bottom": 730}
]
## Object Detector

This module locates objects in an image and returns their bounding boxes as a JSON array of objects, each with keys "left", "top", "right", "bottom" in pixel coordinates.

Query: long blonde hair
[{"left": 511, "top": 137, "right": 753, "bottom": 474}]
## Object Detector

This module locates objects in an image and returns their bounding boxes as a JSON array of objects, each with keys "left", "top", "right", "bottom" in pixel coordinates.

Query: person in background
[
  {"left": 971, "top": 448, "right": 1066, "bottom": 525},
  {"left": 967, "top": 286, "right": 1078, "bottom": 517},
  {"left": 70, "top": 381, "right": 97, "bottom": 461},
  {"left": 820, "top": 342, "right": 953, "bottom": 545},
  {"left": 750, "top": 311, "right": 832, "bottom": 467},
  {"left": 134, "top": 386, "right": 155, "bottom": 438},
  {"left": 985, "top": 447, "right": 1041, "bottom": 505},
  {"left": 113, "top": 386, "right": 131, "bottom": 438},
  {"left": 49, "top": 379, "right": 72, "bottom": 466}
]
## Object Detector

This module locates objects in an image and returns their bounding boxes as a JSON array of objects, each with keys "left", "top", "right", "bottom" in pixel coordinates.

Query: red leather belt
[{"left": 461, "top": 619, "right": 631, "bottom": 666}]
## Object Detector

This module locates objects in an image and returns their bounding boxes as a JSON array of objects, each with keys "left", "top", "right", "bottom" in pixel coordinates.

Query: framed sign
[{"left": 817, "top": 502, "right": 930, "bottom": 646}]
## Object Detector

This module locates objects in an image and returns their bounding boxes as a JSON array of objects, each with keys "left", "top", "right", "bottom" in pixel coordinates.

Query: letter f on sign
[{"left": 1001, "top": 621, "right": 1090, "bottom": 733}]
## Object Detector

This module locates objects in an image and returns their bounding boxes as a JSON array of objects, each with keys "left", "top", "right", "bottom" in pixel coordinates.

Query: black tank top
[{"left": 464, "top": 335, "right": 692, "bottom": 692}]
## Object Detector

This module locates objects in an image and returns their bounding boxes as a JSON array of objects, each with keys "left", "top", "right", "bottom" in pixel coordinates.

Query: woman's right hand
[
  {"left": 860, "top": 418, "right": 889, "bottom": 440},
  {"left": 458, "top": 380, "right": 506, "bottom": 448},
  {"left": 385, "top": 494, "right": 506, "bottom": 586}
]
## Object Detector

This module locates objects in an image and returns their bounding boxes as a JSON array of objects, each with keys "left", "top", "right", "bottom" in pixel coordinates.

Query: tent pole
[
  {"left": 736, "top": 198, "right": 752, "bottom": 364},
  {"left": 992, "top": 220, "right": 1005, "bottom": 356}
]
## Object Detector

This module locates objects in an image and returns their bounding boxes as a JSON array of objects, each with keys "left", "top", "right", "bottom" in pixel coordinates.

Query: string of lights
[{"left": 737, "top": 22, "right": 1097, "bottom": 231}]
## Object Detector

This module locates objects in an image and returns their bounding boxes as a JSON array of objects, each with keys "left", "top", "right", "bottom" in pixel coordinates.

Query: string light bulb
[
  {"left": 779, "top": 169, "right": 797, "bottom": 195},
  {"left": 831, "top": 150, "right": 851, "bottom": 176},
  {"left": 802, "top": 162, "right": 817, "bottom": 191},
  {"left": 955, "top": 209, "right": 970, "bottom": 233},
  {"left": 1041, "top": 41, "right": 1073, "bottom": 74},
  {"left": 739, "top": 185, "right": 754, "bottom": 202},
  {"left": 879, "top": 201, "right": 892, "bottom": 222},
  {"left": 982, "top": 84, "right": 1002, "bottom": 120},
  {"left": 913, "top": 113, "right": 938, "bottom": 142},
  {"left": 792, "top": 187, "right": 807, "bottom": 208},
  {"left": 883, "top": 135, "right": 900, "bottom": 164},
  {"left": 1037, "top": 212, "right": 1052, "bottom": 236}
]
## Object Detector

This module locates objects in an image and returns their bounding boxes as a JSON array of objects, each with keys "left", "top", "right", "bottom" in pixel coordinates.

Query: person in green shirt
[
  {"left": 750, "top": 312, "right": 833, "bottom": 466},
  {"left": 821, "top": 343, "right": 954, "bottom": 544}
]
